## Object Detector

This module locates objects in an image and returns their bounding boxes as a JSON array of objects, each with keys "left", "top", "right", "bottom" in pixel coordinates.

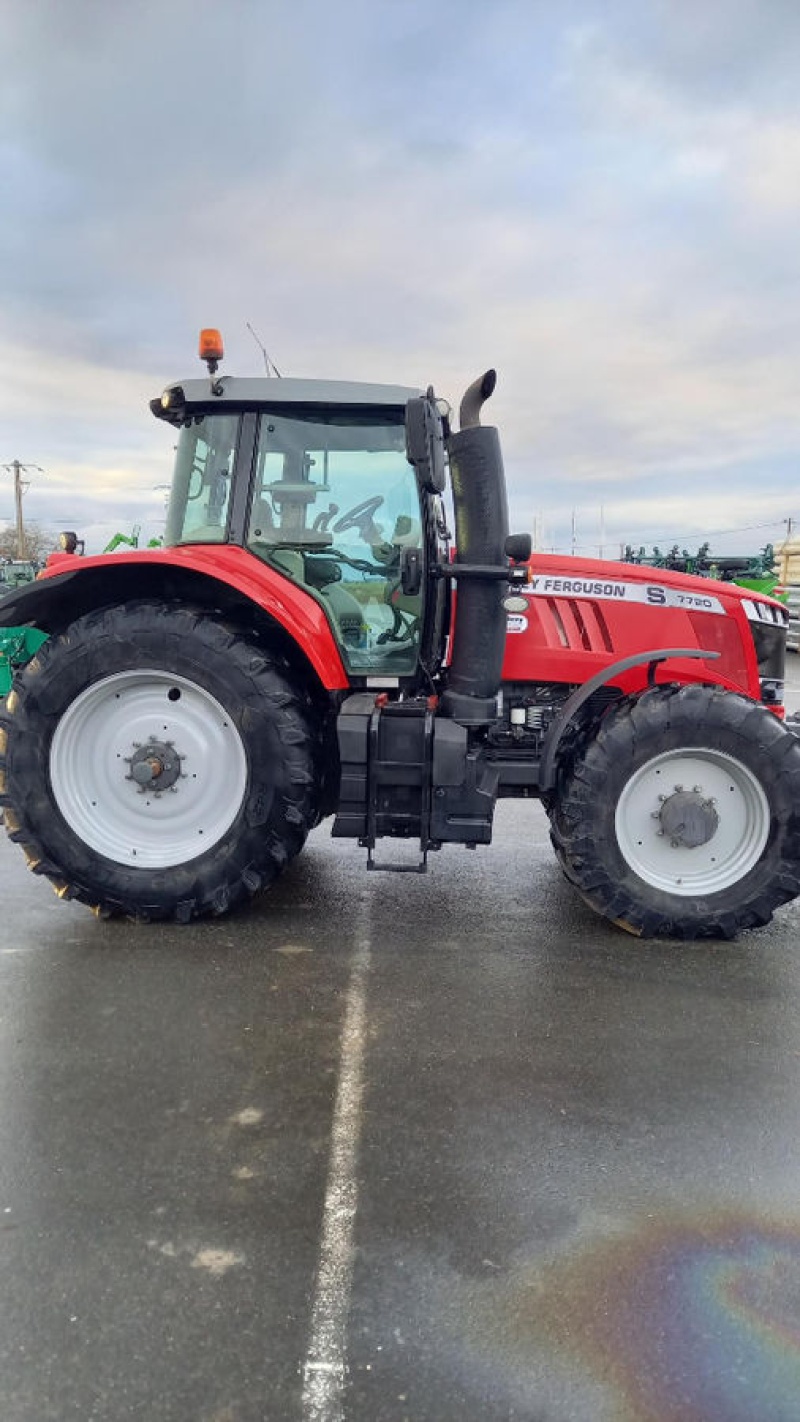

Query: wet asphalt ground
[{"left": 2, "top": 666, "right": 800, "bottom": 1420}]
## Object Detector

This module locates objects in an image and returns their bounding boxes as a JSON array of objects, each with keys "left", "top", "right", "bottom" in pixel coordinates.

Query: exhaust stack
[{"left": 441, "top": 370, "right": 510, "bottom": 725}]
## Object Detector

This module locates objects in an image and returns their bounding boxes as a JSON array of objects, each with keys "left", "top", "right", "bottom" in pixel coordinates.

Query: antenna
[{"left": 246, "top": 322, "right": 282, "bottom": 378}]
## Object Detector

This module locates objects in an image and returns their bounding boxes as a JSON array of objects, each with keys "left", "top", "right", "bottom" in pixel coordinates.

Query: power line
[
  {"left": 544, "top": 523, "right": 787, "bottom": 554},
  {"left": 617, "top": 518, "right": 790, "bottom": 545}
]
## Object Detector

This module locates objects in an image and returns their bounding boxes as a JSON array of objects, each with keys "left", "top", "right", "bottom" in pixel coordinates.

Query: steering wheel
[{"left": 332, "top": 495, "right": 384, "bottom": 537}]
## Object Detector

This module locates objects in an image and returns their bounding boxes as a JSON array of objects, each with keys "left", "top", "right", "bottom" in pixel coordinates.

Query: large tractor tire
[
  {"left": 0, "top": 602, "right": 319, "bottom": 922},
  {"left": 548, "top": 684, "right": 800, "bottom": 939}
]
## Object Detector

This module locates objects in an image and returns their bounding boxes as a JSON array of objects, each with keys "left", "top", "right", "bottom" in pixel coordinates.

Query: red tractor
[{"left": 1, "top": 330, "right": 798, "bottom": 938}]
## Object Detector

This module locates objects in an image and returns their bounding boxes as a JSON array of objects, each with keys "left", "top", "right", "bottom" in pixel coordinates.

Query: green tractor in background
[
  {"left": 102, "top": 525, "right": 163, "bottom": 554},
  {"left": 0, "top": 561, "right": 43, "bottom": 686},
  {"left": 0, "top": 625, "right": 48, "bottom": 695}
]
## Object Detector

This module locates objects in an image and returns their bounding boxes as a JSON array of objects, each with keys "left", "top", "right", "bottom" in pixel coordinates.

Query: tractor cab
[{"left": 153, "top": 334, "right": 448, "bottom": 679}]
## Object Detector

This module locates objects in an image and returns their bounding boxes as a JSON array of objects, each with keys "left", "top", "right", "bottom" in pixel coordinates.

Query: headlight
[{"left": 750, "top": 620, "right": 785, "bottom": 704}]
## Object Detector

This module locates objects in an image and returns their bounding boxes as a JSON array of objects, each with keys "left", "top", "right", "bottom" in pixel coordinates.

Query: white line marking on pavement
[{"left": 301, "top": 922, "right": 371, "bottom": 1422}]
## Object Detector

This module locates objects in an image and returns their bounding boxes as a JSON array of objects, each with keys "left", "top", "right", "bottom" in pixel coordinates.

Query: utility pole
[{"left": 1, "top": 462, "right": 42, "bottom": 558}]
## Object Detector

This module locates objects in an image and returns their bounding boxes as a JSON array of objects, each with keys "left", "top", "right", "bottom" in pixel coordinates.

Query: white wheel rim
[
  {"left": 614, "top": 748, "right": 770, "bottom": 896},
  {"left": 50, "top": 671, "right": 249, "bottom": 868}
]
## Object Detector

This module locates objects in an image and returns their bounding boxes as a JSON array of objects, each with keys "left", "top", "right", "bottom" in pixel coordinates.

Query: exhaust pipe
[
  {"left": 459, "top": 368, "right": 497, "bottom": 430},
  {"left": 441, "top": 369, "right": 509, "bottom": 726}
]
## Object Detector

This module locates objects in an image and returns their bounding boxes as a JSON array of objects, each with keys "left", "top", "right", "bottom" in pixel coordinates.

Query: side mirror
[{"left": 405, "top": 388, "right": 446, "bottom": 493}]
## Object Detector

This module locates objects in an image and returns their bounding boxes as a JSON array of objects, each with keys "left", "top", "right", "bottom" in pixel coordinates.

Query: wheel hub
[
  {"left": 125, "top": 737, "right": 183, "bottom": 795},
  {"left": 657, "top": 787, "right": 720, "bottom": 849}
]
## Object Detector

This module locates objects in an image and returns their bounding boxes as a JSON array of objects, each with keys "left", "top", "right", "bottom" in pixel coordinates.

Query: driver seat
[{"left": 270, "top": 548, "right": 366, "bottom": 648}]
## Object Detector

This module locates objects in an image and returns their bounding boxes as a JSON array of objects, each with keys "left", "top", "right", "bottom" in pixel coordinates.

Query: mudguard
[{"left": 0, "top": 546, "right": 350, "bottom": 691}]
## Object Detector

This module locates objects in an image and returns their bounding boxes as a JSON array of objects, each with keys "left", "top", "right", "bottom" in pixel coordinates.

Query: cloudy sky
[{"left": 2, "top": 0, "right": 800, "bottom": 560}]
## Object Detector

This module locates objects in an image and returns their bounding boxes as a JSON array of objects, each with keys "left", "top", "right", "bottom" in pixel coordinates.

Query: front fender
[{"left": 538, "top": 647, "right": 720, "bottom": 792}]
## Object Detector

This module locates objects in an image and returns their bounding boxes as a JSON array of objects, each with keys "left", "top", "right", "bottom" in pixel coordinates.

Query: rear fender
[{"left": 0, "top": 547, "right": 350, "bottom": 691}]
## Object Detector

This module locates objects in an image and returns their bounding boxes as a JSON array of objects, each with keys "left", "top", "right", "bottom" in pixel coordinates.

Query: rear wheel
[
  {"left": 549, "top": 684, "right": 800, "bottom": 939},
  {"left": 0, "top": 602, "right": 319, "bottom": 921}
]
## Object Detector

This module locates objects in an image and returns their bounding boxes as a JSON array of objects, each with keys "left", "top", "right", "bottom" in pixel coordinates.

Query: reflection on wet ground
[{"left": 475, "top": 1210, "right": 800, "bottom": 1421}]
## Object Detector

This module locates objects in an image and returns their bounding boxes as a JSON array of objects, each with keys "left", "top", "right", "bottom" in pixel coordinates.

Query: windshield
[{"left": 247, "top": 408, "right": 423, "bottom": 674}]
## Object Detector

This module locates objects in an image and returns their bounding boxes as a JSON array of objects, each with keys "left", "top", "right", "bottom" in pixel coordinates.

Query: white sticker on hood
[
  {"left": 524, "top": 574, "right": 725, "bottom": 615},
  {"left": 506, "top": 614, "right": 528, "bottom": 634}
]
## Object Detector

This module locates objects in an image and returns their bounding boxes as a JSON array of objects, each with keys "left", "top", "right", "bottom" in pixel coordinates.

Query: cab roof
[{"left": 153, "top": 374, "right": 424, "bottom": 422}]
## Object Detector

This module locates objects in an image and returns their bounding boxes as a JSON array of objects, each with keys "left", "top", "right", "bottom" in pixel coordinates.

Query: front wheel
[
  {"left": 0, "top": 602, "right": 320, "bottom": 921},
  {"left": 548, "top": 684, "right": 800, "bottom": 939}
]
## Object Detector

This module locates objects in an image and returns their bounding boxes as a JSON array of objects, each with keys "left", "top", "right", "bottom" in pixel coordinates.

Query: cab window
[{"left": 164, "top": 414, "right": 239, "bottom": 545}]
